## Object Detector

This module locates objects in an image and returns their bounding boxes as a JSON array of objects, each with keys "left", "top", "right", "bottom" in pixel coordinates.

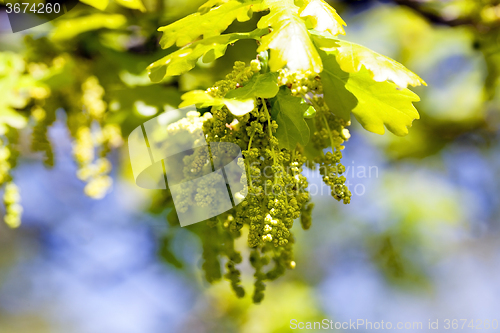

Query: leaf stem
[
  {"left": 321, "top": 113, "right": 335, "bottom": 151},
  {"left": 262, "top": 100, "right": 281, "bottom": 187},
  {"left": 308, "top": 96, "right": 336, "bottom": 151},
  {"left": 262, "top": 101, "right": 277, "bottom": 165},
  {"left": 246, "top": 131, "right": 256, "bottom": 188}
]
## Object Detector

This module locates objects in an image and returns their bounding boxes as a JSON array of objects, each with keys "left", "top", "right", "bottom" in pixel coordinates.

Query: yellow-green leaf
[
  {"left": 319, "top": 50, "right": 420, "bottom": 136},
  {"left": 148, "top": 30, "right": 266, "bottom": 82},
  {"left": 80, "top": 0, "right": 109, "bottom": 10},
  {"left": 303, "top": 105, "right": 316, "bottom": 118},
  {"left": 298, "top": 0, "right": 346, "bottom": 36},
  {"left": 224, "top": 99, "right": 256, "bottom": 115},
  {"left": 335, "top": 40, "right": 426, "bottom": 88},
  {"left": 158, "top": 0, "right": 264, "bottom": 49},
  {"left": 312, "top": 31, "right": 425, "bottom": 88},
  {"left": 269, "top": 87, "right": 310, "bottom": 150},
  {"left": 50, "top": 14, "right": 127, "bottom": 41},
  {"left": 180, "top": 90, "right": 224, "bottom": 108},
  {"left": 257, "top": 0, "right": 322, "bottom": 73},
  {"left": 180, "top": 90, "right": 255, "bottom": 116},
  {"left": 114, "top": 0, "right": 146, "bottom": 12},
  {"left": 225, "top": 72, "right": 279, "bottom": 99},
  {"left": 319, "top": 50, "right": 357, "bottom": 121},
  {"left": 198, "top": 0, "right": 231, "bottom": 14},
  {"left": 347, "top": 69, "right": 420, "bottom": 136}
]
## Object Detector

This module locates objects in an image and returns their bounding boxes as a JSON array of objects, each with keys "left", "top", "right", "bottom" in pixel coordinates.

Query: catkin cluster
[
  {"left": 0, "top": 137, "right": 21, "bottom": 229},
  {"left": 0, "top": 47, "right": 125, "bottom": 227},
  {"left": 73, "top": 77, "right": 123, "bottom": 199},
  {"left": 160, "top": 61, "right": 352, "bottom": 303}
]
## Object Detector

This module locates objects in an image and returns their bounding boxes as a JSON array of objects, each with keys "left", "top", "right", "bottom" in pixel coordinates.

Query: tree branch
[{"left": 392, "top": 0, "right": 476, "bottom": 27}]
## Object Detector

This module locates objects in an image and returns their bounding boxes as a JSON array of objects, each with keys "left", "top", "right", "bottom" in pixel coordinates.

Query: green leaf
[
  {"left": 309, "top": 29, "right": 340, "bottom": 50},
  {"left": 158, "top": 0, "right": 264, "bottom": 49},
  {"left": 225, "top": 72, "right": 279, "bottom": 100},
  {"left": 148, "top": 29, "right": 266, "bottom": 82},
  {"left": 312, "top": 31, "right": 426, "bottom": 89},
  {"left": 302, "top": 118, "right": 322, "bottom": 159},
  {"left": 303, "top": 105, "right": 316, "bottom": 118},
  {"left": 198, "top": 0, "right": 231, "bottom": 14},
  {"left": 269, "top": 87, "right": 310, "bottom": 150},
  {"left": 114, "top": 0, "right": 146, "bottom": 12},
  {"left": 180, "top": 72, "right": 278, "bottom": 116},
  {"left": 319, "top": 50, "right": 358, "bottom": 121},
  {"left": 50, "top": 14, "right": 127, "bottom": 41},
  {"left": 180, "top": 91, "right": 255, "bottom": 116},
  {"left": 297, "top": 0, "right": 346, "bottom": 36},
  {"left": 335, "top": 40, "right": 426, "bottom": 89},
  {"left": 346, "top": 69, "right": 421, "bottom": 136},
  {"left": 179, "top": 91, "right": 224, "bottom": 108},
  {"left": 224, "top": 99, "right": 256, "bottom": 115},
  {"left": 319, "top": 50, "right": 420, "bottom": 136},
  {"left": 257, "top": 0, "right": 322, "bottom": 73}
]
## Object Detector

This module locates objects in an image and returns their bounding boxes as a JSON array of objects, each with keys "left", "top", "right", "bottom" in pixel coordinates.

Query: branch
[{"left": 392, "top": 0, "right": 476, "bottom": 27}]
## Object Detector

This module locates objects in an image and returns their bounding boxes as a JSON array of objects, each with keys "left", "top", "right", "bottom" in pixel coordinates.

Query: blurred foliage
[{"left": 345, "top": 0, "right": 500, "bottom": 160}]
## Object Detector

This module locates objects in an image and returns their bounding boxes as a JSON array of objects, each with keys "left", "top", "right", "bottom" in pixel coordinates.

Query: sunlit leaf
[
  {"left": 148, "top": 29, "right": 266, "bottom": 82},
  {"left": 80, "top": 0, "right": 109, "bottom": 10},
  {"left": 198, "top": 0, "right": 231, "bottom": 14},
  {"left": 336, "top": 40, "right": 426, "bottom": 88},
  {"left": 180, "top": 90, "right": 255, "bottom": 116},
  {"left": 319, "top": 50, "right": 420, "bottom": 136},
  {"left": 224, "top": 99, "right": 256, "bottom": 115},
  {"left": 257, "top": 0, "right": 322, "bottom": 73},
  {"left": 312, "top": 31, "right": 426, "bottom": 89},
  {"left": 303, "top": 105, "right": 316, "bottom": 118},
  {"left": 180, "top": 91, "right": 223, "bottom": 108},
  {"left": 298, "top": 0, "right": 346, "bottom": 36},
  {"left": 225, "top": 72, "right": 279, "bottom": 99},
  {"left": 158, "top": 0, "right": 264, "bottom": 49},
  {"left": 50, "top": 14, "right": 127, "bottom": 41},
  {"left": 180, "top": 72, "right": 278, "bottom": 116},
  {"left": 269, "top": 87, "right": 310, "bottom": 150},
  {"left": 114, "top": 0, "right": 146, "bottom": 12},
  {"left": 319, "top": 50, "right": 358, "bottom": 121},
  {"left": 347, "top": 69, "right": 420, "bottom": 136}
]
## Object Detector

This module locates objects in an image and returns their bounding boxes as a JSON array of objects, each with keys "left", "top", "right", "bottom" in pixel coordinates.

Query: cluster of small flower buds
[
  {"left": 73, "top": 124, "right": 122, "bottom": 199},
  {"left": 3, "top": 182, "right": 22, "bottom": 229},
  {"left": 82, "top": 76, "right": 107, "bottom": 120},
  {"left": 278, "top": 69, "right": 321, "bottom": 96},
  {"left": 31, "top": 106, "right": 55, "bottom": 167},
  {"left": 206, "top": 61, "right": 260, "bottom": 98},
  {"left": 0, "top": 140, "right": 11, "bottom": 185},
  {"left": 163, "top": 60, "right": 353, "bottom": 303},
  {"left": 0, "top": 135, "right": 22, "bottom": 228}
]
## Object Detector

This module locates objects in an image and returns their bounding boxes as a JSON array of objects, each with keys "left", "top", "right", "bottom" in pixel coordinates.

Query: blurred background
[{"left": 1, "top": 0, "right": 500, "bottom": 332}]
